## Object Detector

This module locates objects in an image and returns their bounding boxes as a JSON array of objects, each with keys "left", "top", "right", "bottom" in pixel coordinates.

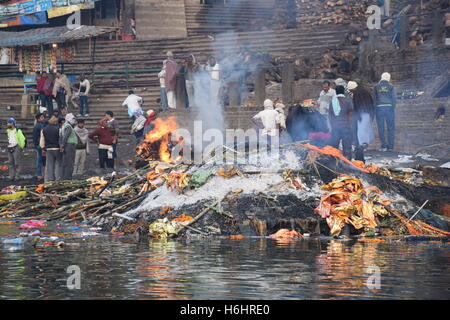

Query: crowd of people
[
  {"left": 253, "top": 72, "right": 397, "bottom": 163},
  {"left": 5, "top": 65, "right": 396, "bottom": 182},
  {"left": 36, "top": 71, "right": 91, "bottom": 118},
  {"left": 5, "top": 108, "right": 122, "bottom": 182},
  {"left": 156, "top": 50, "right": 256, "bottom": 110}
]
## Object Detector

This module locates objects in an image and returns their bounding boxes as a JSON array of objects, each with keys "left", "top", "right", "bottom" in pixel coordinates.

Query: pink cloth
[
  {"left": 309, "top": 132, "right": 331, "bottom": 141},
  {"left": 19, "top": 220, "right": 47, "bottom": 230}
]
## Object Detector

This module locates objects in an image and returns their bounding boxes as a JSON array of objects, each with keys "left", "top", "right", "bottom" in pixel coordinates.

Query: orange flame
[{"left": 138, "top": 116, "right": 179, "bottom": 163}]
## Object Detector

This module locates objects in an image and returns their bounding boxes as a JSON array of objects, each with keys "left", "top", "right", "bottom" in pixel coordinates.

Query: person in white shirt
[
  {"left": 78, "top": 75, "right": 91, "bottom": 117},
  {"left": 205, "top": 56, "right": 221, "bottom": 107},
  {"left": 158, "top": 60, "right": 169, "bottom": 111},
  {"left": 318, "top": 80, "right": 336, "bottom": 130},
  {"left": 165, "top": 51, "right": 178, "bottom": 110},
  {"left": 122, "top": 90, "right": 144, "bottom": 119},
  {"left": 252, "top": 99, "right": 282, "bottom": 137}
]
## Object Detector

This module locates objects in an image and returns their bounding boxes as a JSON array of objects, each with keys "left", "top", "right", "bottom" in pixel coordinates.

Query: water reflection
[{"left": 0, "top": 233, "right": 449, "bottom": 299}]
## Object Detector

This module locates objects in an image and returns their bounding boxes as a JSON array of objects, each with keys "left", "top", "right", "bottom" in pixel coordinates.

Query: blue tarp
[{"left": 20, "top": 11, "right": 47, "bottom": 25}]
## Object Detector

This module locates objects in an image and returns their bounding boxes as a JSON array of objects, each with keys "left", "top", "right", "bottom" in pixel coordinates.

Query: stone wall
[
  {"left": 135, "top": 0, "right": 188, "bottom": 40},
  {"left": 370, "top": 46, "right": 450, "bottom": 89},
  {"left": 389, "top": 97, "right": 450, "bottom": 155}
]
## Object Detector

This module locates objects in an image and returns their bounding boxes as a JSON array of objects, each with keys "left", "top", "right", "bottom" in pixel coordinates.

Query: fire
[{"left": 137, "top": 116, "right": 179, "bottom": 163}]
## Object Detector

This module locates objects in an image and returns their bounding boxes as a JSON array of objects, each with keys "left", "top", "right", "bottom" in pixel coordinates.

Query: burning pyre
[{"left": 136, "top": 116, "right": 180, "bottom": 163}]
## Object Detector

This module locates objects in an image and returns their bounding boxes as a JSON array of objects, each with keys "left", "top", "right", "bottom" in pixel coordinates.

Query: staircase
[
  {"left": 0, "top": 20, "right": 354, "bottom": 177},
  {"left": 185, "top": 3, "right": 276, "bottom": 36}
]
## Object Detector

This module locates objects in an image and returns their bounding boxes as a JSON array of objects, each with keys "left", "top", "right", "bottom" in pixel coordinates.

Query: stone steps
[{"left": 184, "top": 3, "right": 278, "bottom": 35}]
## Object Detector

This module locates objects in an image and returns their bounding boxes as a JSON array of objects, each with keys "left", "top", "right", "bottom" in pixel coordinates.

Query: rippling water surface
[{"left": 0, "top": 222, "right": 449, "bottom": 299}]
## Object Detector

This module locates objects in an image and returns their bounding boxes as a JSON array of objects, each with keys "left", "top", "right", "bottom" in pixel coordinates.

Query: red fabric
[
  {"left": 36, "top": 77, "right": 46, "bottom": 92},
  {"left": 165, "top": 58, "right": 177, "bottom": 91},
  {"left": 144, "top": 113, "right": 157, "bottom": 126},
  {"left": 309, "top": 132, "right": 331, "bottom": 140},
  {"left": 89, "top": 127, "right": 115, "bottom": 146},
  {"left": 43, "top": 78, "right": 53, "bottom": 96}
]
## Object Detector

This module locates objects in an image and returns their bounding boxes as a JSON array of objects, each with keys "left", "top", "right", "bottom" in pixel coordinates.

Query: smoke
[
  {"left": 187, "top": 0, "right": 278, "bottom": 156},
  {"left": 191, "top": 67, "right": 225, "bottom": 133}
]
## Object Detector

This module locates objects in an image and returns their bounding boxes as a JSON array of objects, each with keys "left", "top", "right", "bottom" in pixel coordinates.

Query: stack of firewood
[{"left": 295, "top": 0, "right": 372, "bottom": 26}]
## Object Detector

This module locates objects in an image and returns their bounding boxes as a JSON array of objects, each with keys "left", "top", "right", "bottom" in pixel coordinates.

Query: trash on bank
[
  {"left": 269, "top": 229, "right": 303, "bottom": 239},
  {"left": 314, "top": 175, "right": 391, "bottom": 236},
  {"left": 19, "top": 220, "right": 47, "bottom": 230}
]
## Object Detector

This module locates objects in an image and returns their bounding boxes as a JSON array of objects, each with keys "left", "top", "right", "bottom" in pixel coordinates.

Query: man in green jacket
[
  {"left": 6, "top": 118, "right": 26, "bottom": 181},
  {"left": 59, "top": 113, "right": 78, "bottom": 180}
]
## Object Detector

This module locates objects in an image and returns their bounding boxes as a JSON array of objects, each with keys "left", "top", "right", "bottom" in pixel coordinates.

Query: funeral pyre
[{"left": 0, "top": 118, "right": 449, "bottom": 240}]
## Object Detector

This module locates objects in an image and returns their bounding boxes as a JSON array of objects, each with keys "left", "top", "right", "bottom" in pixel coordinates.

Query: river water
[{"left": 0, "top": 220, "right": 449, "bottom": 300}]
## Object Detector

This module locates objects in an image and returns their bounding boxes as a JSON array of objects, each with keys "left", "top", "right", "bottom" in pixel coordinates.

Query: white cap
[
  {"left": 381, "top": 72, "right": 391, "bottom": 82},
  {"left": 347, "top": 81, "right": 358, "bottom": 90},
  {"left": 335, "top": 78, "right": 346, "bottom": 86},
  {"left": 65, "top": 113, "right": 76, "bottom": 124},
  {"left": 264, "top": 99, "right": 274, "bottom": 110}
]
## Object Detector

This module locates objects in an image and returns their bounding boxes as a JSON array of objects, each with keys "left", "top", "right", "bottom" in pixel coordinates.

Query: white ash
[{"left": 128, "top": 173, "right": 287, "bottom": 215}]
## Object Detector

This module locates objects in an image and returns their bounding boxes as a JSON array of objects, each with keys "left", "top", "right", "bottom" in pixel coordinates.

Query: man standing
[
  {"left": 73, "top": 119, "right": 89, "bottom": 177},
  {"left": 205, "top": 56, "right": 221, "bottom": 107},
  {"left": 33, "top": 113, "right": 46, "bottom": 181},
  {"left": 53, "top": 72, "right": 72, "bottom": 112},
  {"left": 36, "top": 72, "right": 46, "bottom": 112},
  {"left": 78, "top": 75, "right": 91, "bottom": 117},
  {"left": 317, "top": 80, "right": 336, "bottom": 130},
  {"left": 158, "top": 60, "right": 169, "bottom": 111},
  {"left": 252, "top": 99, "right": 284, "bottom": 146},
  {"left": 328, "top": 85, "right": 354, "bottom": 160},
  {"left": 6, "top": 118, "right": 26, "bottom": 181},
  {"left": 123, "top": 90, "right": 143, "bottom": 119},
  {"left": 184, "top": 54, "right": 199, "bottom": 108},
  {"left": 40, "top": 115, "right": 61, "bottom": 182},
  {"left": 59, "top": 113, "right": 78, "bottom": 180},
  {"left": 165, "top": 51, "right": 178, "bottom": 110},
  {"left": 104, "top": 111, "right": 119, "bottom": 167},
  {"left": 89, "top": 120, "right": 115, "bottom": 171},
  {"left": 373, "top": 72, "right": 397, "bottom": 151},
  {"left": 43, "top": 73, "right": 54, "bottom": 115},
  {"left": 348, "top": 81, "right": 375, "bottom": 161}
]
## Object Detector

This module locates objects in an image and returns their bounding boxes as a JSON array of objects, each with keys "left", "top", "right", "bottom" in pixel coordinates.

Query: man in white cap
[
  {"left": 373, "top": 72, "right": 397, "bottom": 151},
  {"left": 252, "top": 99, "right": 283, "bottom": 140},
  {"left": 59, "top": 113, "right": 78, "bottom": 180}
]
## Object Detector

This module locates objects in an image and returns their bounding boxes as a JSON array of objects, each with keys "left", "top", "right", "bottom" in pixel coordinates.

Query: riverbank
[{"left": 1, "top": 144, "right": 449, "bottom": 242}]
